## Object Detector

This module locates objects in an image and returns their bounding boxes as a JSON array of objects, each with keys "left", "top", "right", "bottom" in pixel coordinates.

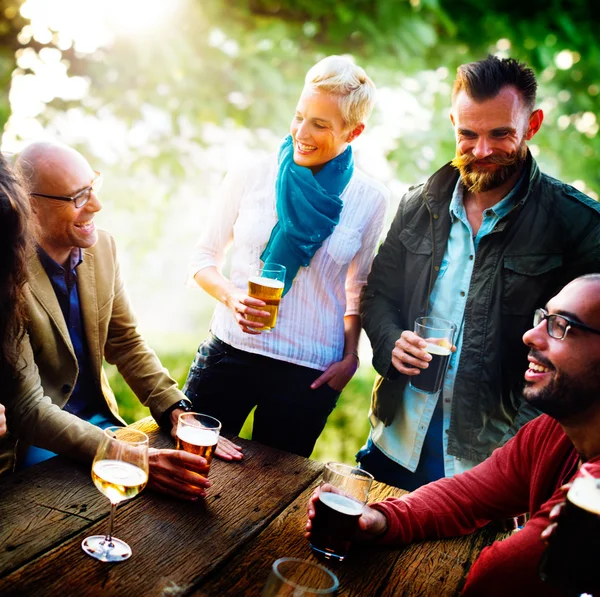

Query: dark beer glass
[
  {"left": 539, "top": 468, "right": 600, "bottom": 596},
  {"left": 310, "top": 462, "right": 374, "bottom": 562},
  {"left": 409, "top": 317, "right": 456, "bottom": 394}
]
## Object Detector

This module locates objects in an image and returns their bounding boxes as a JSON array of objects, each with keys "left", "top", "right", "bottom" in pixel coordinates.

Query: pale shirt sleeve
[
  {"left": 187, "top": 166, "right": 248, "bottom": 284},
  {"left": 344, "top": 187, "right": 389, "bottom": 316}
]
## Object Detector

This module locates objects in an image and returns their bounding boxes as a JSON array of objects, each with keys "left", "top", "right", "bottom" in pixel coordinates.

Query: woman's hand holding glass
[
  {"left": 225, "top": 287, "right": 270, "bottom": 334},
  {"left": 81, "top": 426, "right": 149, "bottom": 562}
]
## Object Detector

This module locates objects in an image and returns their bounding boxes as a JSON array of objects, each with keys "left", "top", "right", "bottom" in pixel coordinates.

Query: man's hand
[
  {"left": 305, "top": 485, "right": 389, "bottom": 541},
  {"left": 391, "top": 331, "right": 456, "bottom": 376},
  {"left": 541, "top": 484, "right": 571, "bottom": 543},
  {"left": 170, "top": 408, "right": 243, "bottom": 461},
  {"left": 147, "top": 448, "right": 211, "bottom": 500},
  {"left": 225, "top": 289, "right": 270, "bottom": 334},
  {"left": 215, "top": 436, "right": 244, "bottom": 461},
  {"left": 0, "top": 403, "right": 6, "bottom": 437},
  {"left": 310, "top": 354, "right": 359, "bottom": 392}
]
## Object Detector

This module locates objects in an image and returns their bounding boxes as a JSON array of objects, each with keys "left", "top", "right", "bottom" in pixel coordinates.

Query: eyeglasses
[
  {"left": 30, "top": 171, "right": 102, "bottom": 208},
  {"left": 533, "top": 308, "right": 600, "bottom": 341}
]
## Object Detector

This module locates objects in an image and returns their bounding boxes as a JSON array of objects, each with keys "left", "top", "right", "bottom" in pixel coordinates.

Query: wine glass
[{"left": 81, "top": 426, "right": 149, "bottom": 562}]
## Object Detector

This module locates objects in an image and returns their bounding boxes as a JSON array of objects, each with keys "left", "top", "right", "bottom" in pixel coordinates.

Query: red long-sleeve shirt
[{"left": 370, "top": 415, "right": 600, "bottom": 596}]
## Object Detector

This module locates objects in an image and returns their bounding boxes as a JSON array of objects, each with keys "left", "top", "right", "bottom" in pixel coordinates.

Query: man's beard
[
  {"left": 523, "top": 350, "right": 600, "bottom": 421},
  {"left": 451, "top": 142, "right": 528, "bottom": 193}
]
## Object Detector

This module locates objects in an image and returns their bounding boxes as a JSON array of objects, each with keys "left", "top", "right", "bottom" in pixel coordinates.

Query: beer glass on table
[
  {"left": 176, "top": 412, "right": 221, "bottom": 475},
  {"left": 409, "top": 317, "right": 456, "bottom": 394},
  {"left": 81, "top": 426, "right": 149, "bottom": 562},
  {"left": 247, "top": 263, "right": 286, "bottom": 332},
  {"left": 539, "top": 464, "right": 600, "bottom": 596},
  {"left": 309, "top": 462, "right": 374, "bottom": 562},
  {"left": 261, "top": 557, "right": 339, "bottom": 596}
]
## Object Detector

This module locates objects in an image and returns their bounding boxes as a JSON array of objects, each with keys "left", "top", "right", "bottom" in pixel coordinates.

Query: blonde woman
[{"left": 184, "top": 56, "right": 389, "bottom": 456}]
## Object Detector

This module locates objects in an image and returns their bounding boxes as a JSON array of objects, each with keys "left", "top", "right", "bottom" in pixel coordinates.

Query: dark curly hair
[{"left": 0, "top": 154, "right": 31, "bottom": 396}]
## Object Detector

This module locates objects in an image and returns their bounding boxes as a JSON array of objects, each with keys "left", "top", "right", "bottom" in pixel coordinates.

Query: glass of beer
[
  {"left": 261, "top": 557, "right": 339, "bottom": 596},
  {"left": 81, "top": 426, "right": 149, "bottom": 562},
  {"left": 539, "top": 465, "right": 600, "bottom": 596},
  {"left": 409, "top": 316, "right": 456, "bottom": 394},
  {"left": 176, "top": 412, "right": 221, "bottom": 474},
  {"left": 309, "top": 462, "right": 374, "bottom": 562},
  {"left": 247, "top": 263, "right": 286, "bottom": 332}
]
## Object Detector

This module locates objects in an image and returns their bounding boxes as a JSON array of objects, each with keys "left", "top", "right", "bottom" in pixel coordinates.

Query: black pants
[{"left": 183, "top": 335, "right": 340, "bottom": 457}]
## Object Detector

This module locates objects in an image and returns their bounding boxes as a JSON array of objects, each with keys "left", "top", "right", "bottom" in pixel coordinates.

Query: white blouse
[{"left": 189, "top": 153, "right": 389, "bottom": 371}]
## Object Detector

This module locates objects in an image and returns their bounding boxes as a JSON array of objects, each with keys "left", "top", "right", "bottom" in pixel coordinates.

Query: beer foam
[
  {"left": 424, "top": 342, "right": 452, "bottom": 357},
  {"left": 319, "top": 491, "right": 363, "bottom": 516},
  {"left": 249, "top": 276, "right": 284, "bottom": 289},
  {"left": 568, "top": 477, "right": 600, "bottom": 515},
  {"left": 177, "top": 426, "right": 219, "bottom": 447}
]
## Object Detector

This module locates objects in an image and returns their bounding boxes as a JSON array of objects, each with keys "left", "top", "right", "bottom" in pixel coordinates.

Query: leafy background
[{"left": 1, "top": 0, "right": 598, "bottom": 463}]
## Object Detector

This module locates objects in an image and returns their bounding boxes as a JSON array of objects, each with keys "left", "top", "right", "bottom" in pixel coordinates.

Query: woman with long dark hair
[{"left": 0, "top": 154, "right": 31, "bottom": 441}]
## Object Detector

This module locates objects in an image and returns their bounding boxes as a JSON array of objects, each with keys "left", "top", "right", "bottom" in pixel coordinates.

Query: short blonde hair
[{"left": 305, "top": 55, "right": 376, "bottom": 129}]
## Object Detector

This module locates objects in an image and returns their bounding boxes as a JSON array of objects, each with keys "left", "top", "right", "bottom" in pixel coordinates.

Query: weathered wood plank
[
  {"left": 193, "top": 480, "right": 507, "bottom": 597},
  {"left": 0, "top": 432, "right": 322, "bottom": 597},
  {"left": 0, "top": 418, "right": 170, "bottom": 575}
]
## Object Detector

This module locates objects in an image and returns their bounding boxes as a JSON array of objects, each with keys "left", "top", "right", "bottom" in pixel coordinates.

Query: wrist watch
[{"left": 159, "top": 399, "right": 193, "bottom": 432}]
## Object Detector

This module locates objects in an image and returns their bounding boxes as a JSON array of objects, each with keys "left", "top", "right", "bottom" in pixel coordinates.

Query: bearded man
[{"left": 357, "top": 55, "right": 600, "bottom": 490}]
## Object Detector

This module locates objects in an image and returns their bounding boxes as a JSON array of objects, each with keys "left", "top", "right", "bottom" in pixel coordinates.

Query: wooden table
[{"left": 0, "top": 419, "right": 506, "bottom": 596}]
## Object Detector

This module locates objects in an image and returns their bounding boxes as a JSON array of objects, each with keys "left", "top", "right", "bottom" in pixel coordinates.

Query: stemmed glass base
[{"left": 81, "top": 535, "right": 132, "bottom": 562}]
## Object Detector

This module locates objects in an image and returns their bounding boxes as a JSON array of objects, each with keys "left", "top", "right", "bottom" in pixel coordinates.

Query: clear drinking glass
[
  {"left": 176, "top": 412, "right": 221, "bottom": 475},
  {"left": 81, "top": 426, "right": 149, "bottom": 562},
  {"left": 261, "top": 557, "right": 339, "bottom": 596},
  {"left": 247, "top": 263, "right": 286, "bottom": 332},
  {"left": 409, "top": 316, "right": 456, "bottom": 394},
  {"left": 309, "top": 462, "right": 374, "bottom": 562},
  {"left": 539, "top": 464, "right": 600, "bottom": 596}
]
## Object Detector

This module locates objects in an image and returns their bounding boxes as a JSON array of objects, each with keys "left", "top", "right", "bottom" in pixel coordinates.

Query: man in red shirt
[{"left": 307, "top": 274, "right": 600, "bottom": 596}]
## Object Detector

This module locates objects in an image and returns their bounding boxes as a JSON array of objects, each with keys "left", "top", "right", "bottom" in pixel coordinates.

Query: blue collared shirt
[
  {"left": 371, "top": 174, "right": 525, "bottom": 477},
  {"left": 37, "top": 247, "right": 106, "bottom": 419}
]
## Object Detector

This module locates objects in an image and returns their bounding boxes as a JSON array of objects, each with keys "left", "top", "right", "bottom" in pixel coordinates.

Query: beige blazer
[{"left": 1, "top": 230, "right": 184, "bottom": 473}]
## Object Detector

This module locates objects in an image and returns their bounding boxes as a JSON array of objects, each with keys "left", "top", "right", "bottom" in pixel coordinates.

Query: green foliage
[{"left": 106, "top": 352, "right": 375, "bottom": 464}]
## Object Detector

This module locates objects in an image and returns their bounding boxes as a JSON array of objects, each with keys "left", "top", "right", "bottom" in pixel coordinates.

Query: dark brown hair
[
  {"left": 452, "top": 55, "right": 537, "bottom": 112},
  {"left": 0, "top": 155, "right": 31, "bottom": 395}
]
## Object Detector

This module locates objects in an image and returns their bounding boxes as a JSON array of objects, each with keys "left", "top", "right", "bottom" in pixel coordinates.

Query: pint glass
[
  {"left": 247, "top": 264, "right": 286, "bottom": 332},
  {"left": 309, "top": 462, "right": 374, "bottom": 562},
  {"left": 176, "top": 412, "right": 221, "bottom": 474},
  {"left": 261, "top": 558, "right": 339, "bottom": 596},
  {"left": 409, "top": 317, "right": 456, "bottom": 394},
  {"left": 539, "top": 466, "right": 600, "bottom": 596}
]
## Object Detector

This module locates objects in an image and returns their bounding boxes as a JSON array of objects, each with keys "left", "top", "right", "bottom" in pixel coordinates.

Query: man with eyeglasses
[
  {"left": 1, "top": 141, "right": 242, "bottom": 499},
  {"left": 358, "top": 55, "right": 600, "bottom": 491},
  {"left": 308, "top": 274, "right": 600, "bottom": 596}
]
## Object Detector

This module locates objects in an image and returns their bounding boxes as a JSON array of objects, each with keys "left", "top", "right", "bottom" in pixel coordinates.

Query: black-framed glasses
[
  {"left": 30, "top": 171, "right": 102, "bottom": 208},
  {"left": 533, "top": 308, "right": 600, "bottom": 341}
]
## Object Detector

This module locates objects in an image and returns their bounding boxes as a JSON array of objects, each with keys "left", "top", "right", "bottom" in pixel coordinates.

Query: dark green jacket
[{"left": 360, "top": 154, "right": 600, "bottom": 463}]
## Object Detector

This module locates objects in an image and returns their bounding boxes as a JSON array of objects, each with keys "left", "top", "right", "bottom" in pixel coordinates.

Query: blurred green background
[{"left": 2, "top": 0, "right": 599, "bottom": 464}]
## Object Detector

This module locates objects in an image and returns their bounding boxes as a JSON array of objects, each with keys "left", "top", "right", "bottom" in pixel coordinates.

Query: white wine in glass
[{"left": 81, "top": 426, "right": 149, "bottom": 563}]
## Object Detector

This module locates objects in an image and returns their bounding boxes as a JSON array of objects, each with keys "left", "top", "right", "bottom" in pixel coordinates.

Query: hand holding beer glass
[
  {"left": 176, "top": 412, "right": 221, "bottom": 475},
  {"left": 261, "top": 557, "right": 339, "bottom": 596},
  {"left": 81, "top": 427, "right": 149, "bottom": 562},
  {"left": 246, "top": 263, "right": 286, "bottom": 332},
  {"left": 539, "top": 464, "right": 600, "bottom": 596},
  {"left": 408, "top": 317, "right": 456, "bottom": 394},
  {"left": 309, "top": 462, "right": 374, "bottom": 562}
]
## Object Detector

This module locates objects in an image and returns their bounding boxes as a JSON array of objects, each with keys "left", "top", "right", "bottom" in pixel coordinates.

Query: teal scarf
[{"left": 261, "top": 135, "right": 354, "bottom": 295}]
